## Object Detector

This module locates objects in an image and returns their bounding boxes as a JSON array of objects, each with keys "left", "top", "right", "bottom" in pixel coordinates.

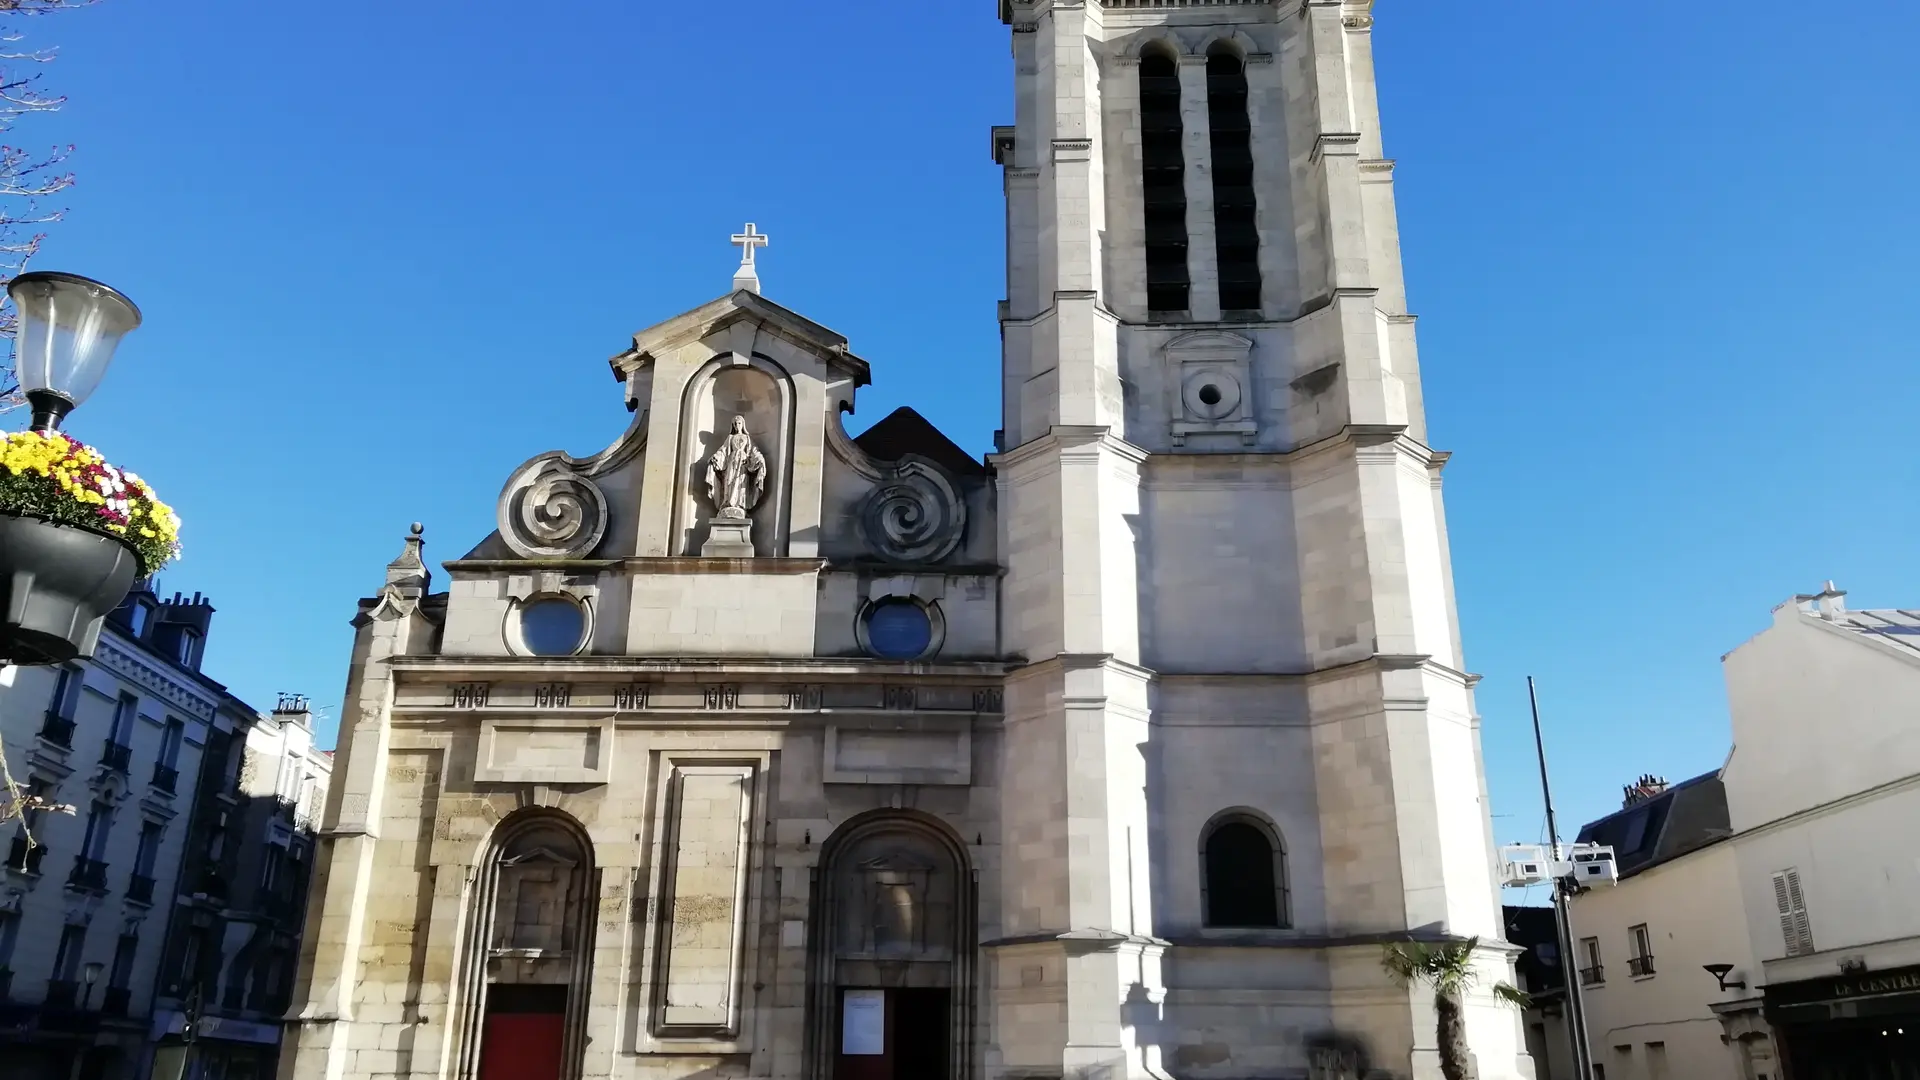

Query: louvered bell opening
[
  {"left": 1206, "top": 48, "right": 1260, "bottom": 313},
  {"left": 1141, "top": 50, "right": 1190, "bottom": 319}
]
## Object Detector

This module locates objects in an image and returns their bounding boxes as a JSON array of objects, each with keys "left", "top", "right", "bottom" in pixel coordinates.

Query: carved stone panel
[
  {"left": 473, "top": 717, "right": 613, "bottom": 786},
  {"left": 823, "top": 726, "right": 971, "bottom": 786},
  {"left": 655, "top": 764, "right": 755, "bottom": 1035},
  {"left": 1166, "top": 330, "right": 1257, "bottom": 445}
]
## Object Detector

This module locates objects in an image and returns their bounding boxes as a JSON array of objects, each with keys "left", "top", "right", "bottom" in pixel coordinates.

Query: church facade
[{"left": 279, "top": 3, "right": 1530, "bottom": 1079}]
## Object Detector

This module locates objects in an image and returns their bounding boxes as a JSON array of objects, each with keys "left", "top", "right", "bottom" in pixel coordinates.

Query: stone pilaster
[{"left": 279, "top": 528, "right": 433, "bottom": 1080}]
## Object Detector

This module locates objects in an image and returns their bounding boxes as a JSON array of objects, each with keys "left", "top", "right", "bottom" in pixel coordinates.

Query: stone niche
[{"left": 675, "top": 355, "right": 794, "bottom": 557}]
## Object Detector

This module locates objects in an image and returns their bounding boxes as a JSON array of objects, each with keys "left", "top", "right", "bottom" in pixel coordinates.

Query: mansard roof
[{"left": 610, "top": 289, "right": 872, "bottom": 388}]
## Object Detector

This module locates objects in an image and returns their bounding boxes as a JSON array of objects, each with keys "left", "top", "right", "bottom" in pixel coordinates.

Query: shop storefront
[
  {"left": 1765, "top": 964, "right": 1920, "bottom": 1080},
  {"left": 146, "top": 1009, "right": 281, "bottom": 1080}
]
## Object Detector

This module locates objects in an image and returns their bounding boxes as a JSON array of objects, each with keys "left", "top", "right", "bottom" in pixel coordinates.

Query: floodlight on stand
[{"left": 7, "top": 271, "right": 143, "bottom": 433}]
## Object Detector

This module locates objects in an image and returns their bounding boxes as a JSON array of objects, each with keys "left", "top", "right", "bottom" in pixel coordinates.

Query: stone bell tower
[{"left": 990, "top": 0, "right": 1528, "bottom": 1076}]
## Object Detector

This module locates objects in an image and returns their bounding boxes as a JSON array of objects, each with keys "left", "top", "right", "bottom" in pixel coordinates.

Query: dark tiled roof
[
  {"left": 1834, "top": 608, "right": 1920, "bottom": 659},
  {"left": 1572, "top": 769, "right": 1730, "bottom": 880},
  {"left": 1503, "top": 904, "right": 1565, "bottom": 993},
  {"left": 854, "top": 407, "right": 988, "bottom": 478}
]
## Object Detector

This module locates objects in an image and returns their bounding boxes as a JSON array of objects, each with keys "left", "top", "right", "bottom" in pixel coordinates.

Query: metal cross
[{"left": 731, "top": 223, "right": 769, "bottom": 267}]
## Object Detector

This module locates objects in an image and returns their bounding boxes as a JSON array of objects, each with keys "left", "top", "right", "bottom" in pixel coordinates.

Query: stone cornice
[
  {"left": 387, "top": 656, "right": 1012, "bottom": 679},
  {"left": 443, "top": 557, "right": 828, "bottom": 576},
  {"left": 93, "top": 640, "right": 218, "bottom": 721}
]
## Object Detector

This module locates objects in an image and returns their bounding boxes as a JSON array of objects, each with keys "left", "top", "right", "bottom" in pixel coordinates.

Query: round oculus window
[
  {"left": 864, "top": 599, "right": 933, "bottom": 660},
  {"left": 519, "top": 598, "right": 586, "bottom": 657}
]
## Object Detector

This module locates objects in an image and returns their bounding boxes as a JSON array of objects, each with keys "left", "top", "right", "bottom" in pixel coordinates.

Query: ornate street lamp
[
  {"left": 80, "top": 960, "right": 103, "bottom": 1009},
  {"left": 0, "top": 271, "right": 173, "bottom": 666},
  {"left": 9, "top": 271, "right": 142, "bottom": 433}
]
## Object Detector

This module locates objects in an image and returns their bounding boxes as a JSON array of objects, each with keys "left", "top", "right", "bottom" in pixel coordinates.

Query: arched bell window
[
  {"left": 1139, "top": 44, "right": 1190, "bottom": 316},
  {"left": 1200, "top": 810, "right": 1289, "bottom": 929},
  {"left": 1206, "top": 43, "right": 1260, "bottom": 313}
]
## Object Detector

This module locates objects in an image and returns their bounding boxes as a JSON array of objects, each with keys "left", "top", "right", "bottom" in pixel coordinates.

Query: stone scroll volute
[
  {"left": 860, "top": 457, "right": 967, "bottom": 564},
  {"left": 497, "top": 454, "right": 610, "bottom": 559}
]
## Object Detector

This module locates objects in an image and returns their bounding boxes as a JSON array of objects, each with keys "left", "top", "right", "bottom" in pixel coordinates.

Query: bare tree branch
[{"left": 0, "top": 0, "right": 97, "bottom": 411}]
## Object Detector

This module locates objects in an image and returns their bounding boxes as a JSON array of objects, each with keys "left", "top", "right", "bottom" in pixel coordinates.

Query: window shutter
[
  {"left": 1786, "top": 869, "right": 1815, "bottom": 955},
  {"left": 1773, "top": 869, "right": 1815, "bottom": 957}
]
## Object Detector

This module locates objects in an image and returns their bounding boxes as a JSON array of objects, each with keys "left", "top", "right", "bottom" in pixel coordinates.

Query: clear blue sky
[{"left": 19, "top": 2, "right": 1919, "bottom": 856}]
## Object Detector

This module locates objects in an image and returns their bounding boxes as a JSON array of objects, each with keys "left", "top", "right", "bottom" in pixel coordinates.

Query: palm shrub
[{"left": 1380, "top": 936, "right": 1531, "bottom": 1080}]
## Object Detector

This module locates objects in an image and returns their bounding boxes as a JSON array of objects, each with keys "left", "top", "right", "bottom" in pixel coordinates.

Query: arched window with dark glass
[
  {"left": 1206, "top": 44, "right": 1260, "bottom": 313},
  {"left": 1139, "top": 46, "right": 1189, "bottom": 316},
  {"left": 1201, "top": 812, "right": 1288, "bottom": 929}
]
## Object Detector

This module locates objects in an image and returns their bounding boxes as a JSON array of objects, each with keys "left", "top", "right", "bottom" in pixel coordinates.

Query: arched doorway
[
  {"left": 805, "top": 813, "right": 975, "bottom": 1080},
  {"left": 455, "top": 809, "right": 598, "bottom": 1080}
]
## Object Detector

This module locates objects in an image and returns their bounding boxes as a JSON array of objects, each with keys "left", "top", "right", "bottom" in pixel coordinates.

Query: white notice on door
[{"left": 842, "top": 989, "right": 885, "bottom": 1055}]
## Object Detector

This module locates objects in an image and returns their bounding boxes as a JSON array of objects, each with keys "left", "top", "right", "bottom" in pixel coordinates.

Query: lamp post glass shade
[
  {"left": 7, "top": 271, "right": 142, "bottom": 431},
  {"left": 82, "top": 961, "right": 103, "bottom": 986}
]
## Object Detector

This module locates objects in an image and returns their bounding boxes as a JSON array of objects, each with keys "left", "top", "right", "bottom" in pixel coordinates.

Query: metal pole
[{"left": 1529, "top": 676, "right": 1594, "bottom": 1080}]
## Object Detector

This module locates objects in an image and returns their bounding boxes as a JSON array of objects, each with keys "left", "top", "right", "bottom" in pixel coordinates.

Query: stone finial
[
  {"left": 731, "top": 222, "right": 769, "bottom": 295},
  {"left": 384, "top": 521, "right": 429, "bottom": 598}
]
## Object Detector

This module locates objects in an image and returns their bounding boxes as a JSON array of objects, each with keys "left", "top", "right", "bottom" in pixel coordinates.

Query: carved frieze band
[
  {"left": 497, "top": 453, "right": 609, "bottom": 559},
  {"left": 403, "top": 681, "right": 1006, "bottom": 715}
]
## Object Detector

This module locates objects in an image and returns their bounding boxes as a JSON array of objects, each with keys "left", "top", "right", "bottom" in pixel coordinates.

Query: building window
[
  {"left": 1645, "top": 1041, "right": 1669, "bottom": 1080},
  {"left": 0, "top": 909, "right": 19, "bottom": 991},
  {"left": 862, "top": 598, "right": 934, "bottom": 660},
  {"left": 80, "top": 801, "right": 113, "bottom": 862},
  {"left": 1579, "top": 936, "right": 1604, "bottom": 985},
  {"left": 129, "top": 599, "right": 153, "bottom": 639},
  {"left": 1628, "top": 924, "right": 1655, "bottom": 977},
  {"left": 176, "top": 628, "right": 202, "bottom": 668},
  {"left": 1772, "top": 868, "right": 1815, "bottom": 956},
  {"left": 1206, "top": 43, "right": 1260, "bottom": 312},
  {"left": 517, "top": 597, "right": 587, "bottom": 657},
  {"left": 52, "top": 923, "right": 86, "bottom": 982},
  {"left": 1138, "top": 45, "right": 1190, "bottom": 315},
  {"left": 1200, "top": 812, "right": 1288, "bottom": 928},
  {"left": 41, "top": 666, "right": 81, "bottom": 745}
]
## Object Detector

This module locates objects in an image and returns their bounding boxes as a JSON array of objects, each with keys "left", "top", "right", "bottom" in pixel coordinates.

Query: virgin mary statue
[{"left": 704, "top": 416, "right": 767, "bottom": 519}]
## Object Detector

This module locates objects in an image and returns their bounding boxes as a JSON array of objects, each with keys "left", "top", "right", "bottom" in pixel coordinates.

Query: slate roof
[
  {"left": 1503, "top": 904, "right": 1566, "bottom": 994},
  {"left": 1832, "top": 608, "right": 1920, "bottom": 659},
  {"left": 853, "top": 407, "right": 989, "bottom": 478},
  {"left": 1572, "top": 769, "right": 1731, "bottom": 880}
]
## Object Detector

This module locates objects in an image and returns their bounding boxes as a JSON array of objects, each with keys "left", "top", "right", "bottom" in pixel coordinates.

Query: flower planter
[{"left": 0, "top": 512, "right": 140, "bottom": 664}]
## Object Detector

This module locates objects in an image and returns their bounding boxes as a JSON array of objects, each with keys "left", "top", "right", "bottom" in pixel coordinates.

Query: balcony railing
[
  {"left": 1579, "top": 964, "right": 1605, "bottom": 986},
  {"left": 100, "top": 741, "right": 132, "bottom": 774},
  {"left": 151, "top": 764, "right": 179, "bottom": 793},
  {"left": 44, "top": 979, "right": 78, "bottom": 1009},
  {"left": 6, "top": 836, "right": 46, "bottom": 875},
  {"left": 127, "top": 874, "right": 155, "bottom": 904},
  {"left": 1628, "top": 954, "right": 1657, "bottom": 977},
  {"left": 101, "top": 986, "right": 130, "bottom": 1017},
  {"left": 67, "top": 856, "right": 108, "bottom": 891},
  {"left": 38, "top": 710, "right": 74, "bottom": 748}
]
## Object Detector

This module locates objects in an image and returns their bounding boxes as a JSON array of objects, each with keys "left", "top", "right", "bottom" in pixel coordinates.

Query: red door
[{"left": 479, "top": 1012, "right": 565, "bottom": 1080}]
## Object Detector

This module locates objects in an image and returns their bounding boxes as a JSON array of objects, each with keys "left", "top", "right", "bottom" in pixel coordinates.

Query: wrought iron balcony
[
  {"left": 5, "top": 836, "right": 45, "bottom": 875},
  {"left": 67, "top": 855, "right": 108, "bottom": 891},
  {"left": 38, "top": 710, "right": 74, "bottom": 748},
  {"left": 44, "top": 979, "right": 78, "bottom": 1009},
  {"left": 100, "top": 741, "right": 132, "bottom": 773},
  {"left": 1579, "top": 964, "right": 1605, "bottom": 986},
  {"left": 126, "top": 873, "right": 155, "bottom": 904},
  {"left": 101, "top": 986, "right": 130, "bottom": 1017},
  {"left": 1628, "top": 954, "right": 1657, "bottom": 977},
  {"left": 151, "top": 764, "right": 178, "bottom": 793}
]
